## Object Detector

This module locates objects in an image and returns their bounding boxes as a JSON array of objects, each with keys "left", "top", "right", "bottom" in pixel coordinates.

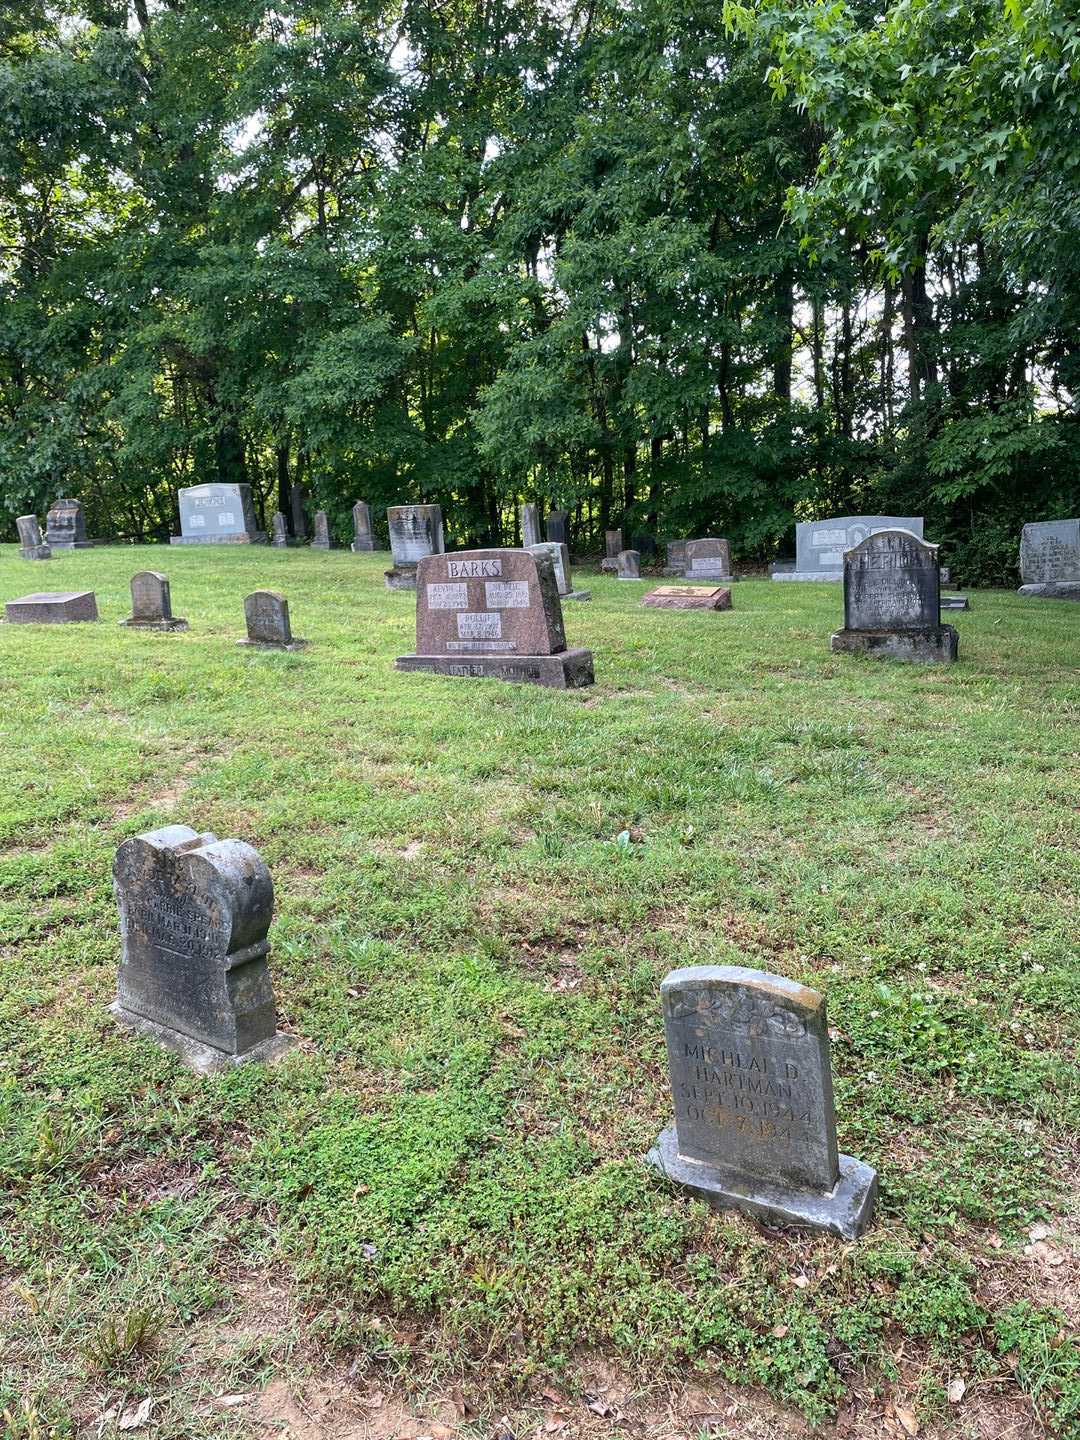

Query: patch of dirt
[
  {"left": 111, "top": 756, "right": 205, "bottom": 823},
  {"left": 978, "top": 1215, "right": 1080, "bottom": 1329}
]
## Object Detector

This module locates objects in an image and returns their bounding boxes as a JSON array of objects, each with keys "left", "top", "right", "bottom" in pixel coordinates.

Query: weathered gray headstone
[
  {"left": 45, "top": 497, "right": 92, "bottom": 549},
  {"left": 171, "top": 483, "right": 265, "bottom": 545},
  {"left": 774, "top": 516, "right": 924, "bottom": 582},
  {"left": 5, "top": 590, "right": 97, "bottom": 623},
  {"left": 831, "top": 529, "right": 957, "bottom": 663},
  {"left": 351, "top": 501, "right": 375, "bottom": 552},
  {"left": 520, "top": 502, "right": 541, "bottom": 548},
  {"left": 643, "top": 585, "right": 732, "bottom": 611},
  {"left": 396, "top": 549, "right": 594, "bottom": 688},
  {"left": 600, "top": 528, "right": 624, "bottom": 574},
  {"left": 663, "top": 540, "right": 688, "bottom": 577},
  {"left": 528, "top": 541, "right": 590, "bottom": 602},
  {"left": 290, "top": 483, "right": 308, "bottom": 540},
  {"left": 111, "top": 825, "right": 295, "bottom": 1073},
  {"left": 546, "top": 510, "right": 569, "bottom": 546},
  {"left": 16, "top": 515, "right": 51, "bottom": 560},
  {"left": 237, "top": 590, "right": 306, "bottom": 650},
  {"left": 386, "top": 504, "right": 445, "bottom": 589},
  {"left": 271, "top": 511, "right": 289, "bottom": 548},
  {"left": 121, "top": 571, "right": 188, "bottom": 631},
  {"left": 647, "top": 965, "right": 877, "bottom": 1239},
  {"left": 617, "top": 549, "right": 640, "bottom": 580},
  {"left": 311, "top": 510, "right": 331, "bottom": 550},
  {"left": 1018, "top": 519, "right": 1080, "bottom": 600},
  {"left": 685, "top": 537, "right": 734, "bottom": 581}
]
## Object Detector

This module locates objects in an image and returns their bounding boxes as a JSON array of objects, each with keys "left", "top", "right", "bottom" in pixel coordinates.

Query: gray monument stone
[
  {"left": 171, "top": 483, "right": 265, "bottom": 545},
  {"left": 45, "top": 498, "right": 92, "bottom": 549},
  {"left": 111, "top": 825, "right": 295, "bottom": 1074},
  {"left": 290, "top": 483, "right": 308, "bottom": 539},
  {"left": 617, "top": 549, "right": 640, "bottom": 580},
  {"left": 237, "top": 590, "right": 306, "bottom": 651},
  {"left": 831, "top": 529, "right": 958, "bottom": 663},
  {"left": 528, "top": 541, "right": 590, "bottom": 602},
  {"left": 1018, "top": 519, "right": 1080, "bottom": 600},
  {"left": 600, "top": 528, "right": 624, "bottom": 574},
  {"left": 396, "top": 548, "right": 594, "bottom": 688},
  {"left": 311, "top": 510, "right": 331, "bottom": 550},
  {"left": 663, "top": 540, "right": 688, "bottom": 577},
  {"left": 546, "top": 510, "right": 569, "bottom": 546},
  {"left": 16, "top": 515, "right": 51, "bottom": 560},
  {"left": 121, "top": 571, "right": 188, "bottom": 631},
  {"left": 386, "top": 504, "right": 445, "bottom": 589},
  {"left": 5, "top": 590, "right": 97, "bottom": 623},
  {"left": 775, "top": 516, "right": 924, "bottom": 582},
  {"left": 271, "top": 511, "right": 289, "bottom": 548},
  {"left": 940, "top": 595, "right": 969, "bottom": 611},
  {"left": 351, "top": 501, "right": 375, "bottom": 552},
  {"left": 520, "top": 502, "right": 542, "bottom": 548},
  {"left": 685, "top": 538, "right": 734, "bottom": 582},
  {"left": 647, "top": 965, "right": 877, "bottom": 1240}
]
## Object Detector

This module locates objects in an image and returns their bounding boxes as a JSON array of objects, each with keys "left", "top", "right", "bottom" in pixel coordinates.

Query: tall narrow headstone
[
  {"left": 351, "top": 501, "right": 375, "bottom": 552},
  {"left": 290, "top": 483, "right": 308, "bottom": 540},
  {"left": 396, "top": 549, "right": 594, "bottom": 688},
  {"left": 520, "top": 502, "right": 542, "bottom": 548},
  {"left": 647, "top": 965, "right": 877, "bottom": 1239},
  {"left": 111, "top": 825, "right": 295, "bottom": 1073},
  {"left": 16, "top": 515, "right": 51, "bottom": 560},
  {"left": 616, "top": 549, "right": 640, "bottom": 580},
  {"left": 1018, "top": 519, "right": 1080, "bottom": 600},
  {"left": 831, "top": 529, "right": 957, "bottom": 663},
  {"left": 121, "top": 571, "right": 188, "bottom": 631},
  {"left": 684, "top": 538, "right": 734, "bottom": 582},
  {"left": 237, "top": 590, "right": 306, "bottom": 651},
  {"left": 170, "top": 483, "right": 265, "bottom": 545},
  {"left": 546, "top": 510, "right": 569, "bottom": 546},
  {"left": 386, "top": 504, "right": 445, "bottom": 589},
  {"left": 528, "top": 541, "right": 590, "bottom": 602},
  {"left": 271, "top": 511, "right": 289, "bottom": 548},
  {"left": 774, "top": 516, "right": 924, "bottom": 582},
  {"left": 600, "top": 528, "right": 624, "bottom": 574},
  {"left": 45, "top": 497, "right": 92, "bottom": 549},
  {"left": 311, "top": 510, "right": 331, "bottom": 550}
]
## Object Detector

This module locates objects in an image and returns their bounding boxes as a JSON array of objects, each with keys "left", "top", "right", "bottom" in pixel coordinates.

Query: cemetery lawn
[{"left": 2, "top": 546, "right": 1079, "bottom": 1440}]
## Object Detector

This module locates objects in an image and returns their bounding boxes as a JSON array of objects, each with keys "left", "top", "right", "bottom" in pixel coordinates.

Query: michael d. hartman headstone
[
  {"left": 238, "top": 590, "right": 306, "bottom": 650},
  {"left": 616, "top": 549, "right": 640, "bottom": 580},
  {"left": 311, "top": 510, "right": 332, "bottom": 550},
  {"left": 685, "top": 537, "right": 734, "bottom": 582},
  {"left": 16, "top": 515, "right": 50, "bottom": 560},
  {"left": 396, "top": 548, "right": 594, "bottom": 687},
  {"left": 1018, "top": 518, "right": 1080, "bottom": 600},
  {"left": 386, "top": 504, "right": 445, "bottom": 589},
  {"left": 831, "top": 529, "right": 957, "bottom": 663},
  {"left": 647, "top": 965, "right": 877, "bottom": 1239},
  {"left": 111, "top": 825, "right": 295, "bottom": 1073},
  {"left": 121, "top": 571, "right": 188, "bottom": 631},
  {"left": 643, "top": 585, "right": 731, "bottom": 611},
  {"left": 774, "top": 515, "right": 924, "bottom": 582},
  {"left": 5, "top": 590, "right": 97, "bottom": 623},
  {"left": 45, "top": 497, "right": 92, "bottom": 549},
  {"left": 351, "top": 501, "right": 375, "bottom": 552},
  {"left": 171, "top": 483, "right": 265, "bottom": 545},
  {"left": 528, "top": 541, "right": 590, "bottom": 601}
]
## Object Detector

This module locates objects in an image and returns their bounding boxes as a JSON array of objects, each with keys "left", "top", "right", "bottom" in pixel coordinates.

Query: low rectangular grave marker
[
  {"left": 642, "top": 585, "right": 732, "bottom": 611},
  {"left": 5, "top": 590, "right": 97, "bottom": 623}
]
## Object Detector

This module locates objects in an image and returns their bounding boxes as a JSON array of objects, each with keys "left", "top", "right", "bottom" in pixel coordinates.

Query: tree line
[{"left": 2, "top": 0, "right": 1077, "bottom": 581}]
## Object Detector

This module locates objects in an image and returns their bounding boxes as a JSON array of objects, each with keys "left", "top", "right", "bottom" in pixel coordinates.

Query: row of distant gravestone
[{"left": 111, "top": 822, "right": 878, "bottom": 1240}]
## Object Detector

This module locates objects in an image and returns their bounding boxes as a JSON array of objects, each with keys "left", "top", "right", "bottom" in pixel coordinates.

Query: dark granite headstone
[
  {"left": 290, "top": 483, "right": 308, "bottom": 540},
  {"left": 386, "top": 504, "right": 445, "bottom": 589},
  {"left": 271, "top": 511, "right": 289, "bottom": 548},
  {"left": 45, "top": 498, "right": 92, "bottom": 549},
  {"left": 111, "top": 825, "right": 295, "bottom": 1073},
  {"left": 663, "top": 540, "right": 688, "bottom": 577},
  {"left": 529, "top": 541, "right": 590, "bottom": 602},
  {"left": 775, "top": 515, "right": 924, "bottom": 582},
  {"left": 1018, "top": 519, "right": 1080, "bottom": 600},
  {"left": 685, "top": 538, "right": 734, "bottom": 581},
  {"left": 311, "top": 510, "right": 331, "bottom": 550},
  {"left": 647, "top": 965, "right": 877, "bottom": 1239},
  {"left": 171, "top": 483, "right": 265, "bottom": 545},
  {"left": 5, "top": 590, "right": 97, "bottom": 623},
  {"left": 396, "top": 549, "right": 594, "bottom": 687},
  {"left": 351, "top": 501, "right": 375, "bottom": 552},
  {"left": 121, "top": 571, "right": 188, "bottom": 631},
  {"left": 238, "top": 590, "right": 306, "bottom": 651},
  {"left": 617, "top": 549, "right": 640, "bottom": 580},
  {"left": 520, "top": 502, "right": 541, "bottom": 548},
  {"left": 16, "top": 515, "right": 50, "bottom": 560},
  {"left": 643, "top": 585, "right": 732, "bottom": 611},
  {"left": 831, "top": 529, "right": 957, "bottom": 663},
  {"left": 546, "top": 510, "right": 569, "bottom": 546}
]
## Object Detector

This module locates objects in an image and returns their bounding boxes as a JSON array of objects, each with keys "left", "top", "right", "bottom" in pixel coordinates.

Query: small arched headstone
[
  {"left": 616, "top": 549, "right": 640, "bottom": 580},
  {"left": 351, "top": 501, "right": 375, "bottom": 552},
  {"left": 238, "top": 590, "right": 306, "bottom": 650},
  {"left": 121, "top": 571, "right": 188, "bottom": 631}
]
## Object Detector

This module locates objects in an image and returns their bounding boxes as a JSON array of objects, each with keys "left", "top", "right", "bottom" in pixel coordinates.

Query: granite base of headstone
[
  {"left": 351, "top": 501, "right": 375, "bottom": 552},
  {"left": 616, "top": 549, "right": 641, "bottom": 580},
  {"left": 1017, "top": 518, "right": 1080, "bottom": 599},
  {"left": 170, "top": 483, "right": 266, "bottom": 545},
  {"left": 5, "top": 590, "right": 98, "bottom": 623},
  {"left": 121, "top": 571, "right": 188, "bottom": 631},
  {"left": 45, "top": 498, "right": 93, "bottom": 549},
  {"left": 237, "top": 590, "right": 306, "bottom": 651},
  {"left": 528, "top": 541, "right": 590, "bottom": 601},
  {"left": 311, "top": 510, "right": 332, "bottom": 550},
  {"left": 643, "top": 585, "right": 732, "bottom": 611},
  {"left": 646, "top": 965, "right": 877, "bottom": 1240},
  {"left": 685, "top": 538, "right": 735, "bottom": 582},
  {"left": 386, "top": 504, "right": 445, "bottom": 589},
  {"left": 830, "top": 529, "right": 958, "bottom": 663},
  {"left": 546, "top": 510, "right": 569, "bottom": 546},
  {"left": 774, "top": 516, "right": 924, "bottom": 582},
  {"left": 111, "top": 824, "right": 296, "bottom": 1074},
  {"left": 16, "top": 515, "right": 51, "bottom": 560},
  {"left": 395, "top": 548, "right": 594, "bottom": 688}
]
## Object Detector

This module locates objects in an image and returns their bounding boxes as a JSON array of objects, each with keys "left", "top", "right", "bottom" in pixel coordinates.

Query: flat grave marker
[
  {"left": 5, "top": 590, "right": 98, "bottom": 623},
  {"left": 643, "top": 585, "right": 732, "bottom": 611}
]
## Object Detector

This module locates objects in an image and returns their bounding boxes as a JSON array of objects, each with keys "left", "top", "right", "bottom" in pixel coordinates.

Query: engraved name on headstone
[
  {"left": 121, "top": 571, "right": 188, "bottom": 631},
  {"left": 1018, "top": 518, "right": 1080, "bottom": 600},
  {"left": 171, "top": 483, "right": 265, "bottom": 545},
  {"left": 386, "top": 504, "right": 445, "bottom": 589},
  {"left": 396, "top": 549, "right": 594, "bottom": 687},
  {"left": 647, "top": 965, "right": 877, "bottom": 1239},
  {"left": 111, "top": 825, "right": 295, "bottom": 1073},
  {"left": 238, "top": 590, "right": 306, "bottom": 650},
  {"left": 774, "top": 515, "right": 924, "bottom": 581},
  {"left": 45, "top": 497, "right": 92, "bottom": 549},
  {"left": 16, "top": 515, "right": 51, "bottom": 560},
  {"left": 351, "top": 501, "right": 375, "bottom": 552},
  {"left": 684, "top": 538, "right": 733, "bottom": 581},
  {"left": 831, "top": 529, "right": 957, "bottom": 663},
  {"left": 311, "top": 510, "right": 331, "bottom": 550}
]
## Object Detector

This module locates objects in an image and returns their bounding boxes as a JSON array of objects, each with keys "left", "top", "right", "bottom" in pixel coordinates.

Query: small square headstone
[
  {"left": 831, "top": 528, "right": 957, "bottom": 663},
  {"left": 16, "top": 515, "right": 51, "bottom": 560},
  {"left": 271, "top": 511, "right": 289, "bottom": 547},
  {"left": 311, "top": 510, "right": 332, "bottom": 550},
  {"left": 684, "top": 538, "right": 734, "bottom": 581},
  {"left": 528, "top": 541, "right": 590, "bottom": 601},
  {"left": 171, "top": 483, "right": 266, "bottom": 545},
  {"left": 1018, "top": 518, "right": 1080, "bottom": 600},
  {"left": 238, "top": 590, "right": 306, "bottom": 650},
  {"left": 386, "top": 504, "right": 445, "bottom": 589},
  {"left": 351, "top": 501, "right": 375, "bottom": 552},
  {"left": 45, "top": 497, "right": 92, "bottom": 549},
  {"left": 396, "top": 549, "right": 594, "bottom": 687},
  {"left": 111, "top": 824, "right": 295, "bottom": 1073},
  {"left": 520, "top": 502, "right": 541, "bottom": 548},
  {"left": 642, "top": 585, "right": 731, "bottom": 611},
  {"left": 546, "top": 510, "right": 568, "bottom": 546},
  {"left": 647, "top": 965, "right": 877, "bottom": 1239},
  {"left": 5, "top": 590, "right": 97, "bottom": 623},
  {"left": 121, "top": 571, "right": 188, "bottom": 631},
  {"left": 616, "top": 549, "right": 640, "bottom": 580}
]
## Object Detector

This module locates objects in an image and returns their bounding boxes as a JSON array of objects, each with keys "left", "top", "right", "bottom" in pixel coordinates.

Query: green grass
[{"left": 1, "top": 544, "right": 1078, "bottom": 1437}]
